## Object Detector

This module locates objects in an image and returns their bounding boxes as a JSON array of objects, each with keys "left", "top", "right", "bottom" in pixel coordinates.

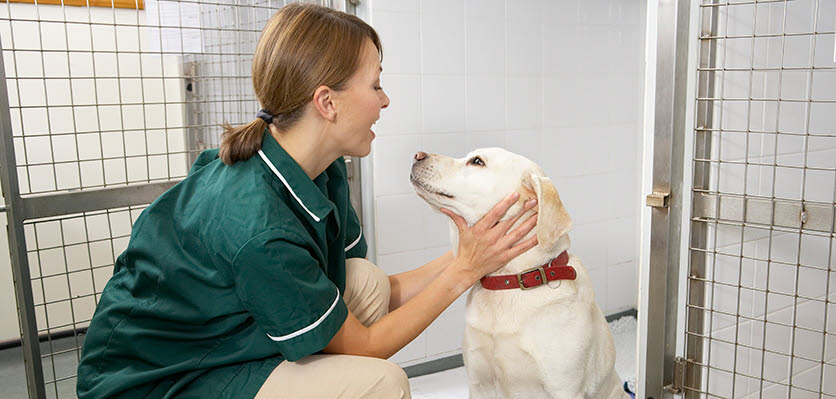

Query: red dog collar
[{"left": 480, "top": 251, "right": 576, "bottom": 290}]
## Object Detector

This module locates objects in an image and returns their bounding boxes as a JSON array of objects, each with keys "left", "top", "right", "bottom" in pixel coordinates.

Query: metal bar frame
[
  {"left": 642, "top": 0, "right": 702, "bottom": 397},
  {"left": 0, "top": 40, "right": 47, "bottom": 399},
  {"left": 21, "top": 181, "right": 178, "bottom": 220}
]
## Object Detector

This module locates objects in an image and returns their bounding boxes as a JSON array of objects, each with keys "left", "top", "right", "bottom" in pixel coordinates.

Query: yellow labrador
[{"left": 410, "top": 148, "right": 628, "bottom": 399}]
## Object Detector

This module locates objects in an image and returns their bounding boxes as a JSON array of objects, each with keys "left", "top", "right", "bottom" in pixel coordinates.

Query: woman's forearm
[
  {"left": 388, "top": 250, "right": 455, "bottom": 311},
  {"left": 324, "top": 259, "right": 473, "bottom": 359},
  {"left": 367, "top": 263, "right": 473, "bottom": 358}
]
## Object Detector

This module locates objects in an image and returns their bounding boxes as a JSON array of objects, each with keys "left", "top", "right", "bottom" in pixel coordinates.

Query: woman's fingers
[
  {"left": 505, "top": 234, "right": 539, "bottom": 261},
  {"left": 475, "top": 192, "right": 520, "bottom": 232},
  {"left": 498, "top": 213, "right": 538, "bottom": 249},
  {"left": 495, "top": 198, "right": 537, "bottom": 232},
  {"left": 440, "top": 208, "right": 468, "bottom": 233}
]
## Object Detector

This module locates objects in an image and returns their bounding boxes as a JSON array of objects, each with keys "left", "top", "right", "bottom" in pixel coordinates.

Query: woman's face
[{"left": 331, "top": 39, "right": 390, "bottom": 157}]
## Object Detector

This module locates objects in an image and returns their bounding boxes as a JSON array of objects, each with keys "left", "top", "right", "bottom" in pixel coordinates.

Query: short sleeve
[
  {"left": 232, "top": 230, "right": 348, "bottom": 361},
  {"left": 343, "top": 203, "right": 367, "bottom": 259}
]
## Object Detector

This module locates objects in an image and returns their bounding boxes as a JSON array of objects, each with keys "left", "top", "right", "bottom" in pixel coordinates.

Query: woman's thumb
[{"left": 440, "top": 208, "right": 466, "bottom": 232}]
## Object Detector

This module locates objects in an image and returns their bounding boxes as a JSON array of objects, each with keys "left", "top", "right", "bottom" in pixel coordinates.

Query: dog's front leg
[{"left": 463, "top": 328, "right": 503, "bottom": 399}]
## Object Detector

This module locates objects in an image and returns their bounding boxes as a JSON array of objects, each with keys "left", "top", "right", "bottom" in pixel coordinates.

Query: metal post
[
  {"left": 0, "top": 43, "right": 47, "bottom": 399},
  {"left": 685, "top": 1, "right": 719, "bottom": 394},
  {"left": 643, "top": 0, "right": 694, "bottom": 397},
  {"left": 185, "top": 60, "right": 202, "bottom": 167}
]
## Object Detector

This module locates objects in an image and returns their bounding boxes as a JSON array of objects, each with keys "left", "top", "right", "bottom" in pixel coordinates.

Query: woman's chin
[
  {"left": 346, "top": 142, "right": 372, "bottom": 158},
  {"left": 360, "top": 133, "right": 375, "bottom": 156}
]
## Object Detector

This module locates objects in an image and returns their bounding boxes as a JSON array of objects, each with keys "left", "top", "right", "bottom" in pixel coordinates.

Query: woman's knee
[
  {"left": 372, "top": 359, "right": 411, "bottom": 399},
  {"left": 347, "top": 258, "right": 390, "bottom": 295},
  {"left": 255, "top": 355, "right": 410, "bottom": 399},
  {"left": 344, "top": 258, "right": 390, "bottom": 325},
  {"left": 367, "top": 261, "right": 391, "bottom": 304}
]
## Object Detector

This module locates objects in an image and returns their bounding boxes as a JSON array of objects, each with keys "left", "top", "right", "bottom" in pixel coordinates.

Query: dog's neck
[
  {"left": 449, "top": 219, "right": 572, "bottom": 277},
  {"left": 492, "top": 234, "right": 572, "bottom": 276}
]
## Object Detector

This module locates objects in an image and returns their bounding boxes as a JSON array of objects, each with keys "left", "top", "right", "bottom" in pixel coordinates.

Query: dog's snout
[{"left": 414, "top": 151, "right": 428, "bottom": 163}]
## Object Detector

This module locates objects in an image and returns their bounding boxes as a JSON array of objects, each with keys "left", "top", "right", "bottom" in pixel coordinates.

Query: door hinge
[
  {"left": 646, "top": 191, "right": 670, "bottom": 208},
  {"left": 664, "top": 356, "right": 690, "bottom": 395}
]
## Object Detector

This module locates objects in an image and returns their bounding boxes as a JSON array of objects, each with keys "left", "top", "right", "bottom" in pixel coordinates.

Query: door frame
[{"left": 637, "top": 0, "right": 705, "bottom": 397}]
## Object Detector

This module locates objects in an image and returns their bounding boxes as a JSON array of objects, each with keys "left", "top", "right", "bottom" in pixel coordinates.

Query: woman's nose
[
  {"left": 380, "top": 90, "right": 390, "bottom": 109},
  {"left": 414, "top": 151, "right": 428, "bottom": 162}
]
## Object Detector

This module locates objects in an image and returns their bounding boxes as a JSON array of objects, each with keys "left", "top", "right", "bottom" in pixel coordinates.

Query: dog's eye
[{"left": 468, "top": 156, "right": 485, "bottom": 167}]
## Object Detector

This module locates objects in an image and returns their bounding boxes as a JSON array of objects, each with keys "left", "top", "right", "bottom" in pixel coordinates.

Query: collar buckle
[{"left": 517, "top": 267, "right": 548, "bottom": 290}]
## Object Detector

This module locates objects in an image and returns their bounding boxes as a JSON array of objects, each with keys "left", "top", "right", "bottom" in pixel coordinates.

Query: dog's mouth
[{"left": 410, "top": 174, "right": 455, "bottom": 199}]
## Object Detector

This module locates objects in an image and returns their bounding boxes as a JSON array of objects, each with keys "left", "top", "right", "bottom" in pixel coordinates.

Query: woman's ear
[
  {"left": 523, "top": 172, "right": 573, "bottom": 250},
  {"left": 312, "top": 85, "right": 336, "bottom": 121}
]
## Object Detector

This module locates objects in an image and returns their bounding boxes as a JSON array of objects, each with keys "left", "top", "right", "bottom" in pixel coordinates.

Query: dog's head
[{"left": 410, "top": 147, "right": 572, "bottom": 250}]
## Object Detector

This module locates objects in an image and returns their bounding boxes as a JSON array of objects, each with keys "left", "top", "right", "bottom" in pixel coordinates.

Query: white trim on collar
[
  {"left": 266, "top": 287, "right": 340, "bottom": 342},
  {"left": 344, "top": 232, "right": 362, "bottom": 252},
  {"left": 258, "top": 149, "right": 322, "bottom": 222}
]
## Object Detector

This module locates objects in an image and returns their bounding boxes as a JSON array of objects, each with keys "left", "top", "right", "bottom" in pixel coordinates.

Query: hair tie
[{"left": 257, "top": 109, "right": 274, "bottom": 124}]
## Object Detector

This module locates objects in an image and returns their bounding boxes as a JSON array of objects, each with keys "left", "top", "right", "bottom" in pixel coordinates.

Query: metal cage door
[{"left": 643, "top": 0, "right": 836, "bottom": 398}]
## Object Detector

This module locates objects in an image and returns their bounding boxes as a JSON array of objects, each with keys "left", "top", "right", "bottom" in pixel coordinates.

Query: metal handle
[{"left": 646, "top": 192, "right": 670, "bottom": 208}]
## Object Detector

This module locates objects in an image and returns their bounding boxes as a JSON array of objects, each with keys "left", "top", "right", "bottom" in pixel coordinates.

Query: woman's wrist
[
  {"left": 442, "top": 259, "right": 479, "bottom": 295},
  {"left": 440, "top": 250, "right": 455, "bottom": 269}
]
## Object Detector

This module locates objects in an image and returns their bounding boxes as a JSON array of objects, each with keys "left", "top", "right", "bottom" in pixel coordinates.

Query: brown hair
[{"left": 219, "top": 3, "right": 382, "bottom": 165}]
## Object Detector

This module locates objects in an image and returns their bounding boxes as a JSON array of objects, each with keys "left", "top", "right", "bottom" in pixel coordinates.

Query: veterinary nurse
[{"left": 76, "top": 4, "right": 538, "bottom": 398}]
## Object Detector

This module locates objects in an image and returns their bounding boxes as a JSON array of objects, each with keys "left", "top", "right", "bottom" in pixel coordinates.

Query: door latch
[{"left": 646, "top": 192, "right": 670, "bottom": 208}]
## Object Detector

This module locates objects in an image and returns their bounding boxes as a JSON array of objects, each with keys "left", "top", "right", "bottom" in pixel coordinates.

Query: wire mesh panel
[
  {"left": 685, "top": 0, "right": 836, "bottom": 397},
  {"left": 0, "top": 0, "right": 325, "bottom": 193},
  {"left": 0, "top": 0, "right": 340, "bottom": 397},
  {"left": 24, "top": 206, "right": 145, "bottom": 397}
]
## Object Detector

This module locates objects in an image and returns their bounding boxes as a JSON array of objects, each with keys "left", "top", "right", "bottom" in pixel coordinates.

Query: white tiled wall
[
  {"left": 362, "top": 0, "right": 647, "bottom": 365},
  {"left": 699, "top": 1, "right": 836, "bottom": 396}
]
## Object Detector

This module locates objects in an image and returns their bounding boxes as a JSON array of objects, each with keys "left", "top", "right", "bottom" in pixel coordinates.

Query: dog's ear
[{"left": 522, "top": 172, "right": 573, "bottom": 249}]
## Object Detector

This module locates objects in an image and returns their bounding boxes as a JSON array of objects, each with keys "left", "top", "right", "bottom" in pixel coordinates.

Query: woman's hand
[{"left": 440, "top": 192, "right": 539, "bottom": 285}]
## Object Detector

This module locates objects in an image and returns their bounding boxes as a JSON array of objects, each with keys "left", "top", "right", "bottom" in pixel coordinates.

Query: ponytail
[
  {"left": 219, "top": 105, "right": 305, "bottom": 165},
  {"left": 219, "top": 118, "right": 267, "bottom": 165}
]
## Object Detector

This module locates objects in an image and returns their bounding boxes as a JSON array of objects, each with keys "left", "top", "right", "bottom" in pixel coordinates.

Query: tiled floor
[{"left": 408, "top": 315, "right": 638, "bottom": 399}]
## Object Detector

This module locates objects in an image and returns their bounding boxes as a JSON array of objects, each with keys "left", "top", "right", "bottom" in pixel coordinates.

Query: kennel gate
[
  {"left": 0, "top": 1, "right": 361, "bottom": 398},
  {"left": 643, "top": 0, "right": 836, "bottom": 398}
]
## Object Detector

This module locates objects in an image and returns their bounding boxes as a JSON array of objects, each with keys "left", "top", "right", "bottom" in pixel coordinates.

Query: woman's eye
[{"left": 468, "top": 156, "right": 485, "bottom": 166}]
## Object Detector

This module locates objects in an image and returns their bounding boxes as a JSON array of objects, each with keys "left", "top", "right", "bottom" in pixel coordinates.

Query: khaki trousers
[{"left": 255, "top": 258, "right": 411, "bottom": 399}]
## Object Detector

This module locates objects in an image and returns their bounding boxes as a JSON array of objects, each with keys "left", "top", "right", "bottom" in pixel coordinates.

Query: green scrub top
[{"left": 76, "top": 129, "right": 368, "bottom": 398}]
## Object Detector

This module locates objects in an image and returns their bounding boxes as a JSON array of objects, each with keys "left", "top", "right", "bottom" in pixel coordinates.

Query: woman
[{"left": 77, "top": 4, "right": 538, "bottom": 398}]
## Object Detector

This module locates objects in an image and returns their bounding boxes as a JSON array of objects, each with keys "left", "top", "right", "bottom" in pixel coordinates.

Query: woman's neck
[{"left": 268, "top": 123, "right": 338, "bottom": 180}]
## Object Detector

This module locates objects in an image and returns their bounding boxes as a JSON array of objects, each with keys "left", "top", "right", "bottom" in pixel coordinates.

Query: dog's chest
[
  {"left": 463, "top": 292, "right": 596, "bottom": 398},
  {"left": 464, "top": 286, "right": 575, "bottom": 335}
]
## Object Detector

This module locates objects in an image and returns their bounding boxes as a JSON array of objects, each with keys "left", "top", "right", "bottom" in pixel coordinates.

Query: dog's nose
[{"left": 414, "top": 151, "right": 428, "bottom": 162}]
